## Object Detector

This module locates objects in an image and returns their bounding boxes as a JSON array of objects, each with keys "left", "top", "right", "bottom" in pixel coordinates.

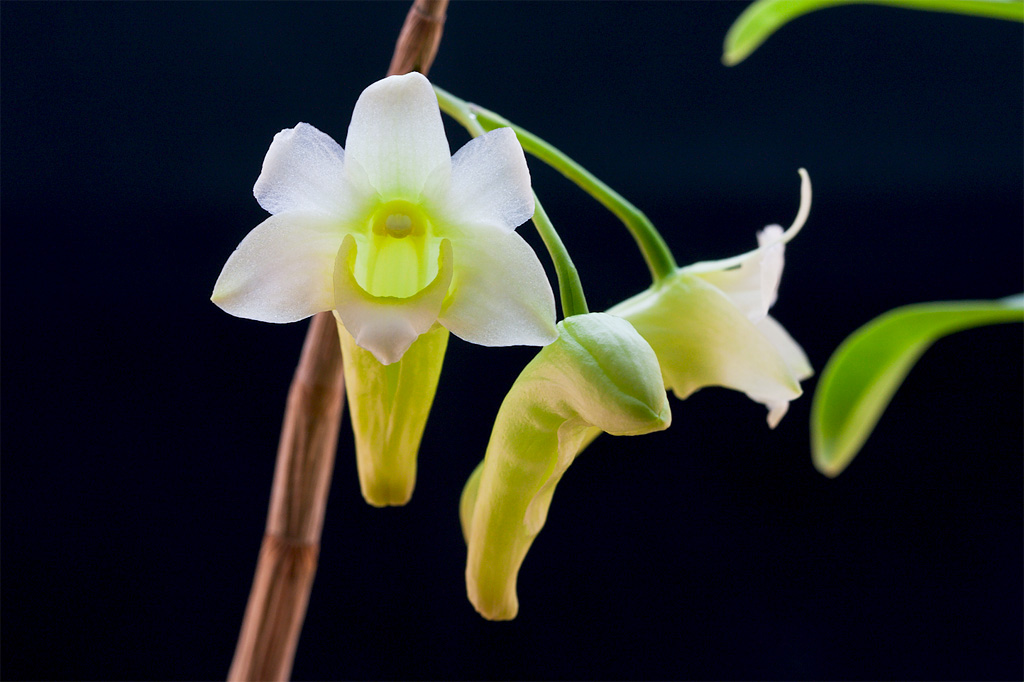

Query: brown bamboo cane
[{"left": 227, "top": 2, "right": 449, "bottom": 680}]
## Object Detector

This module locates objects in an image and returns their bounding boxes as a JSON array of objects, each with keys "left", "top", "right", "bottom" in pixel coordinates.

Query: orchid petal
[
  {"left": 765, "top": 402, "right": 790, "bottom": 429},
  {"left": 333, "top": 234, "right": 453, "bottom": 365},
  {"left": 682, "top": 168, "right": 811, "bottom": 275},
  {"left": 345, "top": 72, "right": 451, "bottom": 198},
  {"left": 211, "top": 211, "right": 342, "bottom": 323},
  {"left": 428, "top": 127, "right": 534, "bottom": 234},
  {"left": 609, "top": 272, "right": 802, "bottom": 421},
  {"left": 438, "top": 227, "right": 557, "bottom": 347},
  {"left": 757, "top": 225, "right": 785, "bottom": 310},
  {"left": 697, "top": 225, "right": 785, "bottom": 323},
  {"left": 758, "top": 314, "right": 813, "bottom": 381},
  {"left": 252, "top": 123, "right": 371, "bottom": 220}
]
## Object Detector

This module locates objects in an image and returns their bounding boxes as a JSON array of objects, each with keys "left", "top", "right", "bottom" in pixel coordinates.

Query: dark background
[{"left": 3, "top": 2, "right": 1021, "bottom": 680}]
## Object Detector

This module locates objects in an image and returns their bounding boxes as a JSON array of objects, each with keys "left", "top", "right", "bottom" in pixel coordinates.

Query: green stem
[
  {"left": 531, "top": 195, "right": 588, "bottom": 317},
  {"left": 467, "top": 104, "right": 678, "bottom": 283},
  {"left": 434, "top": 86, "right": 589, "bottom": 317},
  {"left": 434, "top": 85, "right": 487, "bottom": 137}
]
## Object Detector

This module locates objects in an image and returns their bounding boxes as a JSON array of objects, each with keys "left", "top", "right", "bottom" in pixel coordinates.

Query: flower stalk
[
  {"left": 227, "top": 1, "right": 449, "bottom": 679},
  {"left": 532, "top": 196, "right": 588, "bottom": 317},
  {"left": 435, "top": 89, "right": 678, "bottom": 284}
]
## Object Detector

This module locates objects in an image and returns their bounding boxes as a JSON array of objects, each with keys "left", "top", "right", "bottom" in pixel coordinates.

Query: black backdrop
[{"left": 2, "top": 2, "right": 1022, "bottom": 680}]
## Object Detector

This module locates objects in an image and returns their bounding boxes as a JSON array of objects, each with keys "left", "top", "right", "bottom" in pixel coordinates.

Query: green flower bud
[{"left": 460, "top": 313, "right": 671, "bottom": 620}]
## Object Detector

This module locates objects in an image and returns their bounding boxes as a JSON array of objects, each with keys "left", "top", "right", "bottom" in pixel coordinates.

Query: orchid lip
[
  {"left": 335, "top": 233, "right": 453, "bottom": 306},
  {"left": 333, "top": 234, "right": 454, "bottom": 364},
  {"left": 357, "top": 202, "right": 440, "bottom": 299}
]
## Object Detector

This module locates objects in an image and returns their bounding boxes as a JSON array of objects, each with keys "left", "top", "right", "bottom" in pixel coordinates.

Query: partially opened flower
[
  {"left": 212, "top": 72, "right": 557, "bottom": 505},
  {"left": 608, "top": 170, "right": 813, "bottom": 427},
  {"left": 460, "top": 313, "right": 671, "bottom": 620}
]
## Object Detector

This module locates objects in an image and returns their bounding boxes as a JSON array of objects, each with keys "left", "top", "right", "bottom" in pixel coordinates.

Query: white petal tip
[
  {"left": 538, "top": 325, "right": 559, "bottom": 345},
  {"left": 757, "top": 224, "right": 785, "bottom": 247},
  {"left": 766, "top": 401, "right": 789, "bottom": 429},
  {"left": 350, "top": 324, "right": 418, "bottom": 365},
  {"left": 781, "top": 169, "right": 812, "bottom": 243}
]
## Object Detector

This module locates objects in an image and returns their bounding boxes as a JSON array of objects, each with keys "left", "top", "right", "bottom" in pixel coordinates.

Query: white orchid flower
[
  {"left": 212, "top": 72, "right": 557, "bottom": 365},
  {"left": 212, "top": 72, "right": 557, "bottom": 507},
  {"left": 609, "top": 170, "right": 813, "bottom": 427}
]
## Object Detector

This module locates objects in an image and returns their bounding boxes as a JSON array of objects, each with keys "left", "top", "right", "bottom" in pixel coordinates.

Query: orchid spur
[{"left": 212, "top": 72, "right": 558, "bottom": 505}]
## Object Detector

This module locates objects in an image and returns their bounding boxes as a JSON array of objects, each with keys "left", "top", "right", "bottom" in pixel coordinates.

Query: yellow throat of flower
[{"left": 356, "top": 199, "right": 442, "bottom": 299}]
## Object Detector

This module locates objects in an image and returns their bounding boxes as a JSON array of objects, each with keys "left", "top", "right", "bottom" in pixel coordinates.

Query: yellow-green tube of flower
[
  {"left": 460, "top": 313, "right": 671, "bottom": 620},
  {"left": 337, "top": 318, "right": 448, "bottom": 507}
]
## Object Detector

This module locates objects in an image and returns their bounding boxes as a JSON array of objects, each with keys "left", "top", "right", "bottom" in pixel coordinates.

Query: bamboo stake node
[{"left": 388, "top": 0, "right": 447, "bottom": 76}]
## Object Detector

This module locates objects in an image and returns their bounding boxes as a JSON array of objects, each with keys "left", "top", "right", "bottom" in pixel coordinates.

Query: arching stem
[
  {"left": 434, "top": 87, "right": 589, "bottom": 317},
  {"left": 435, "top": 86, "right": 678, "bottom": 284}
]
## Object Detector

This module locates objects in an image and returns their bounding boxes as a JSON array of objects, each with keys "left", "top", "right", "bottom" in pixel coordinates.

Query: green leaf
[
  {"left": 723, "top": 0, "right": 1024, "bottom": 66},
  {"left": 810, "top": 295, "right": 1023, "bottom": 477}
]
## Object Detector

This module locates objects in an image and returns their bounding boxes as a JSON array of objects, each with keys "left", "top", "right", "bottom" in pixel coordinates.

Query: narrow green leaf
[
  {"left": 723, "top": 0, "right": 1024, "bottom": 66},
  {"left": 811, "top": 296, "right": 1024, "bottom": 477}
]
